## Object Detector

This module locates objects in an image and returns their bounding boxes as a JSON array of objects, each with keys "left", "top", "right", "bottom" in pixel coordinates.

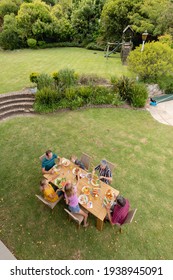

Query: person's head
[
  {"left": 64, "top": 181, "right": 74, "bottom": 197},
  {"left": 40, "top": 178, "right": 48, "bottom": 191},
  {"left": 45, "top": 150, "right": 52, "bottom": 159},
  {"left": 116, "top": 195, "right": 126, "bottom": 207},
  {"left": 70, "top": 155, "right": 77, "bottom": 163},
  {"left": 100, "top": 159, "right": 107, "bottom": 170}
]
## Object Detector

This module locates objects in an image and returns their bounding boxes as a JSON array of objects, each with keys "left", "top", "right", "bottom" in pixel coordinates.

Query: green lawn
[
  {"left": 0, "top": 48, "right": 132, "bottom": 94},
  {"left": 1, "top": 108, "right": 173, "bottom": 260}
]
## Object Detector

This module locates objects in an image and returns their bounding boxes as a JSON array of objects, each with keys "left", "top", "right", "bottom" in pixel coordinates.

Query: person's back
[{"left": 112, "top": 198, "right": 130, "bottom": 225}]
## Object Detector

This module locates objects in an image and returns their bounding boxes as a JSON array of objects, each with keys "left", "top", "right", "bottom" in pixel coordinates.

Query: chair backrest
[
  {"left": 123, "top": 208, "right": 137, "bottom": 225},
  {"left": 80, "top": 153, "right": 92, "bottom": 170},
  {"left": 64, "top": 208, "right": 84, "bottom": 225},
  {"left": 39, "top": 153, "right": 46, "bottom": 162},
  {"left": 106, "top": 160, "right": 115, "bottom": 174},
  {"left": 35, "top": 194, "right": 62, "bottom": 209}
]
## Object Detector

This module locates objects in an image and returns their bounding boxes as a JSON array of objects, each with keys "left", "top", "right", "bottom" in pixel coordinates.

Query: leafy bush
[
  {"left": 157, "top": 76, "right": 173, "bottom": 93},
  {"left": 128, "top": 42, "right": 173, "bottom": 82},
  {"left": 113, "top": 76, "right": 134, "bottom": 102},
  {"left": 35, "top": 87, "right": 58, "bottom": 105},
  {"left": 30, "top": 72, "right": 40, "bottom": 84},
  {"left": 130, "top": 83, "right": 148, "bottom": 108},
  {"left": 37, "top": 73, "right": 55, "bottom": 90},
  {"left": 27, "top": 38, "right": 37, "bottom": 49},
  {"left": 56, "top": 68, "right": 78, "bottom": 92}
]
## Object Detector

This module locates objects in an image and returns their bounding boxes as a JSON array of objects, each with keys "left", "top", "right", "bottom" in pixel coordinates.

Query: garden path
[{"left": 147, "top": 100, "right": 173, "bottom": 126}]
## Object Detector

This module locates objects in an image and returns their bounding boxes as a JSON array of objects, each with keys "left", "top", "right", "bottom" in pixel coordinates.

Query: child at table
[
  {"left": 70, "top": 155, "right": 85, "bottom": 170},
  {"left": 64, "top": 176, "right": 89, "bottom": 227},
  {"left": 40, "top": 179, "right": 63, "bottom": 203}
]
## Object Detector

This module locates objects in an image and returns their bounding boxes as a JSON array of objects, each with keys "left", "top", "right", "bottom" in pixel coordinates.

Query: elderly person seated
[
  {"left": 106, "top": 195, "right": 130, "bottom": 225},
  {"left": 93, "top": 159, "right": 112, "bottom": 185},
  {"left": 41, "top": 149, "right": 60, "bottom": 175}
]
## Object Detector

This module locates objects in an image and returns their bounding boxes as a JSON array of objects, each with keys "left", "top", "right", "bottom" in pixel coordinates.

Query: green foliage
[
  {"left": 29, "top": 72, "right": 40, "bottom": 84},
  {"left": 35, "top": 86, "right": 58, "bottom": 105},
  {"left": 158, "top": 34, "right": 172, "bottom": 47},
  {"left": 27, "top": 38, "right": 37, "bottom": 48},
  {"left": 56, "top": 68, "right": 78, "bottom": 92},
  {"left": 79, "top": 73, "right": 108, "bottom": 85},
  {"left": 0, "top": 0, "right": 21, "bottom": 20},
  {"left": 130, "top": 0, "right": 172, "bottom": 36},
  {"left": 37, "top": 73, "right": 55, "bottom": 90},
  {"left": 130, "top": 83, "right": 148, "bottom": 107},
  {"left": 85, "top": 42, "right": 104, "bottom": 51},
  {"left": 127, "top": 41, "right": 173, "bottom": 82},
  {"left": 113, "top": 76, "right": 134, "bottom": 102},
  {"left": 0, "top": 14, "right": 22, "bottom": 50},
  {"left": 100, "top": 0, "right": 137, "bottom": 42},
  {"left": 157, "top": 76, "right": 173, "bottom": 93}
]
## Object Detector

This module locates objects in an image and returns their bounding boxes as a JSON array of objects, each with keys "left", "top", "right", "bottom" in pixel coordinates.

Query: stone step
[
  {"left": 0, "top": 102, "right": 34, "bottom": 114},
  {"left": 0, "top": 108, "right": 35, "bottom": 121},
  {"left": 0, "top": 91, "right": 35, "bottom": 103},
  {"left": 0, "top": 97, "right": 35, "bottom": 106}
]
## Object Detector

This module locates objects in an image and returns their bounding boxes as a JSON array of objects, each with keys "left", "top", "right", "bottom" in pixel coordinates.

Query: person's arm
[
  {"left": 42, "top": 167, "right": 54, "bottom": 175},
  {"left": 100, "top": 168, "right": 112, "bottom": 183},
  {"left": 106, "top": 204, "right": 113, "bottom": 225}
]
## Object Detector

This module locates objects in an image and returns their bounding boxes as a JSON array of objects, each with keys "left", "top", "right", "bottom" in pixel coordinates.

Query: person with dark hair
[
  {"left": 93, "top": 159, "right": 112, "bottom": 185},
  {"left": 70, "top": 155, "right": 85, "bottom": 170},
  {"left": 41, "top": 150, "right": 59, "bottom": 175},
  {"left": 106, "top": 195, "right": 130, "bottom": 225}
]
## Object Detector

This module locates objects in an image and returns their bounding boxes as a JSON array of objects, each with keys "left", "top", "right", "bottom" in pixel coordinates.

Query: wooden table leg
[{"left": 96, "top": 218, "right": 104, "bottom": 231}]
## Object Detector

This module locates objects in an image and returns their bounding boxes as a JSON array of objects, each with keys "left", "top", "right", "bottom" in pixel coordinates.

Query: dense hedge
[{"left": 31, "top": 69, "right": 148, "bottom": 112}]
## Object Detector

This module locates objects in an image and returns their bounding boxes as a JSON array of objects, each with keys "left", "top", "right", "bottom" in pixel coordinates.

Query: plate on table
[
  {"left": 82, "top": 186, "right": 91, "bottom": 196},
  {"left": 91, "top": 179, "right": 99, "bottom": 187},
  {"left": 61, "top": 158, "right": 70, "bottom": 167},
  {"left": 78, "top": 194, "right": 88, "bottom": 205},
  {"left": 105, "top": 189, "right": 113, "bottom": 200},
  {"left": 54, "top": 177, "right": 66, "bottom": 188},
  {"left": 79, "top": 173, "right": 86, "bottom": 179},
  {"left": 72, "top": 167, "right": 80, "bottom": 175}
]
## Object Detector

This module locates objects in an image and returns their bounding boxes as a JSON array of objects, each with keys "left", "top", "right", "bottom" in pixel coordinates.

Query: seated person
[
  {"left": 40, "top": 179, "right": 62, "bottom": 203},
  {"left": 93, "top": 159, "right": 112, "bottom": 185},
  {"left": 70, "top": 155, "right": 85, "bottom": 170},
  {"left": 41, "top": 150, "right": 59, "bottom": 175},
  {"left": 64, "top": 176, "right": 89, "bottom": 227},
  {"left": 106, "top": 195, "right": 130, "bottom": 225}
]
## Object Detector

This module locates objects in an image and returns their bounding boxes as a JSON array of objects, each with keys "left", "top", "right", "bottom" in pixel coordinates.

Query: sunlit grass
[
  {"left": 1, "top": 108, "right": 173, "bottom": 259},
  {"left": 0, "top": 48, "right": 132, "bottom": 94}
]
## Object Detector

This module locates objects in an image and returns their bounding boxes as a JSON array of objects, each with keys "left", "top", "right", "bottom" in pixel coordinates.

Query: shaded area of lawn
[
  {"left": 0, "top": 108, "right": 173, "bottom": 260},
  {"left": 0, "top": 48, "right": 132, "bottom": 94}
]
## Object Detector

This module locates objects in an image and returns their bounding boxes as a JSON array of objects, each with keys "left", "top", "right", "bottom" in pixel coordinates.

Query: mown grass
[
  {"left": 0, "top": 108, "right": 173, "bottom": 260},
  {"left": 0, "top": 48, "right": 132, "bottom": 94}
]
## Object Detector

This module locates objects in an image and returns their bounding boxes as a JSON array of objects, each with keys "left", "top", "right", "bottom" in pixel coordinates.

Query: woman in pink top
[{"left": 64, "top": 177, "right": 89, "bottom": 227}]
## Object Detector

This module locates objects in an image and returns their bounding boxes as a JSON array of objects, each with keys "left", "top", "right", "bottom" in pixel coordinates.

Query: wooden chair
[
  {"left": 35, "top": 194, "right": 63, "bottom": 210},
  {"left": 64, "top": 208, "right": 84, "bottom": 229},
  {"left": 80, "top": 153, "right": 92, "bottom": 170},
  {"left": 115, "top": 208, "right": 137, "bottom": 233}
]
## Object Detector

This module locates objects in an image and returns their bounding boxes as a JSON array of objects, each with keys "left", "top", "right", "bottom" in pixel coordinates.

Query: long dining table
[{"left": 43, "top": 158, "right": 119, "bottom": 231}]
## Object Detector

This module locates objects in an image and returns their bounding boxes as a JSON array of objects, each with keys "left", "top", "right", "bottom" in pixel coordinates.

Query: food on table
[
  {"left": 72, "top": 167, "right": 80, "bottom": 175},
  {"left": 91, "top": 179, "right": 99, "bottom": 187},
  {"left": 54, "top": 177, "right": 66, "bottom": 188},
  {"left": 92, "top": 188, "right": 99, "bottom": 197},
  {"left": 78, "top": 194, "right": 88, "bottom": 204},
  {"left": 105, "top": 189, "right": 113, "bottom": 200},
  {"left": 62, "top": 158, "right": 70, "bottom": 166},
  {"left": 82, "top": 186, "right": 90, "bottom": 195}
]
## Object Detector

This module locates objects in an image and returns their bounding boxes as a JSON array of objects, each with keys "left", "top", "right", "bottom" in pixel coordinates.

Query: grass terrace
[
  {"left": 0, "top": 48, "right": 132, "bottom": 94},
  {"left": 1, "top": 108, "right": 173, "bottom": 260}
]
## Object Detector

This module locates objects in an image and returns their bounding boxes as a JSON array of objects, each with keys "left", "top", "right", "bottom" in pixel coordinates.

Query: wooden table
[{"left": 44, "top": 159, "right": 119, "bottom": 231}]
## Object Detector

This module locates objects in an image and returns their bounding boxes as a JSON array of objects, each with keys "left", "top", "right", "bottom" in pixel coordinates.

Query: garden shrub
[
  {"left": 37, "top": 73, "right": 55, "bottom": 90},
  {"left": 30, "top": 72, "right": 40, "bottom": 84},
  {"left": 157, "top": 76, "right": 173, "bottom": 93},
  {"left": 86, "top": 42, "right": 104, "bottom": 51},
  {"left": 56, "top": 68, "right": 78, "bottom": 92},
  {"left": 35, "top": 87, "right": 58, "bottom": 105},
  {"left": 27, "top": 38, "right": 37, "bottom": 49},
  {"left": 128, "top": 42, "right": 173, "bottom": 82},
  {"left": 113, "top": 76, "right": 135, "bottom": 102},
  {"left": 130, "top": 83, "right": 148, "bottom": 108}
]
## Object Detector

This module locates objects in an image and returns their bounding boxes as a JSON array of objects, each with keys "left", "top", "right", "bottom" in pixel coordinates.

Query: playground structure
[{"left": 104, "top": 25, "right": 134, "bottom": 65}]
